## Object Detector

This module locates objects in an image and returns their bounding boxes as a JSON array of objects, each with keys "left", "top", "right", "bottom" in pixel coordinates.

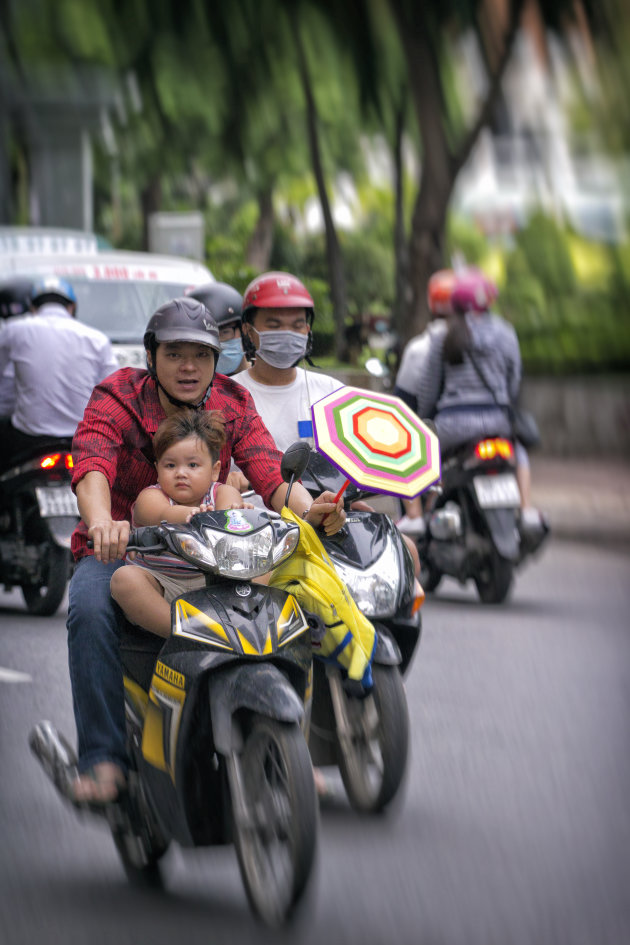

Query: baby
[{"left": 111, "top": 410, "right": 247, "bottom": 637}]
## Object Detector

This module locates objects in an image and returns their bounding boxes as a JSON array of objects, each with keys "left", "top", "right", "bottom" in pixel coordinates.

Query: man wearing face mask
[
  {"left": 187, "top": 281, "right": 249, "bottom": 376},
  {"left": 231, "top": 272, "right": 341, "bottom": 484}
]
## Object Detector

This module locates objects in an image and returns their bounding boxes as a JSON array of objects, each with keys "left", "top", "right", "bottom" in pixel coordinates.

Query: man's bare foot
[{"left": 72, "top": 762, "right": 126, "bottom": 805}]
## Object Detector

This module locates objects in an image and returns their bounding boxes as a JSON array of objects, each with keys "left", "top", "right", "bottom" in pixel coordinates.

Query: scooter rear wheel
[
  {"left": 21, "top": 544, "right": 71, "bottom": 617},
  {"left": 234, "top": 716, "right": 317, "bottom": 926},
  {"left": 474, "top": 552, "right": 513, "bottom": 604},
  {"left": 337, "top": 664, "right": 409, "bottom": 814}
]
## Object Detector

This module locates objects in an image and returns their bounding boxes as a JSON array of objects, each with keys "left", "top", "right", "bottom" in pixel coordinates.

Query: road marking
[{"left": 0, "top": 667, "right": 32, "bottom": 684}]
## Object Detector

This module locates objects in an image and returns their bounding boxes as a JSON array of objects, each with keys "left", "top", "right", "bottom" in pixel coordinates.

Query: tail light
[
  {"left": 39, "top": 453, "right": 74, "bottom": 470},
  {"left": 474, "top": 438, "right": 513, "bottom": 461}
]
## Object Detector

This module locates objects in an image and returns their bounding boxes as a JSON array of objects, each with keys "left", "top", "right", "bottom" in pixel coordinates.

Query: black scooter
[
  {"left": 29, "top": 445, "right": 318, "bottom": 926},
  {"left": 417, "top": 435, "right": 549, "bottom": 603},
  {"left": 0, "top": 437, "right": 78, "bottom": 615},
  {"left": 299, "top": 448, "right": 423, "bottom": 813}
]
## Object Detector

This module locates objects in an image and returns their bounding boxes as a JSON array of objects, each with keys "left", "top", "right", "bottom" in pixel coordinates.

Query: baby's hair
[{"left": 153, "top": 410, "right": 226, "bottom": 465}]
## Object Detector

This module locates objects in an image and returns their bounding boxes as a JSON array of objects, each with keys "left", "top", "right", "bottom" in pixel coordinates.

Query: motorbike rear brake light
[
  {"left": 65, "top": 454, "right": 74, "bottom": 469},
  {"left": 475, "top": 438, "right": 513, "bottom": 461},
  {"left": 40, "top": 453, "right": 61, "bottom": 469}
]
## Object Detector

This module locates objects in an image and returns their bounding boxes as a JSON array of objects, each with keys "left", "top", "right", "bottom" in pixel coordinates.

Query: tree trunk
[
  {"left": 290, "top": 13, "right": 348, "bottom": 361},
  {"left": 140, "top": 173, "right": 162, "bottom": 252},
  {"left": 388, "top": 0, "right": 526, "bottom": 343},
  {"left": 245, "top": 187, "right": 275, "bottom": 270},
  {"left": 391, "top": 92, "right": 409, "bottom": 338}
]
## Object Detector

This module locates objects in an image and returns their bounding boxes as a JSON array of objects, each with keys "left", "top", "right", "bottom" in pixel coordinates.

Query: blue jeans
[{"left": 67, "top": 556, "right": 128, "bottom": 773}]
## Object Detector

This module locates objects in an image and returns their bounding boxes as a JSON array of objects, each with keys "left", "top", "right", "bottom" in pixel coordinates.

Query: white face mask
[{"left": 255, "top": 329, "right": 309, "bottom": 369}]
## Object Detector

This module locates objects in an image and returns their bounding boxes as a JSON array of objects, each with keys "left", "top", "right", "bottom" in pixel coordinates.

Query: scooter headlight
[
  {"left": 331, "top": 541, "right": 400, "bottom": 617},
  {"left": 169, "top": 519, "right": 300, "bottom": 580}
]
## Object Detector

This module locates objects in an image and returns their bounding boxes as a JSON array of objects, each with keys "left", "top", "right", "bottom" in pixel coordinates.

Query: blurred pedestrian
[
  {"left": 0, "top": 275, "right": 118, "bottom": 470},
  {"left": 394, "top": 269, "right": 456, "bottom": 535}
]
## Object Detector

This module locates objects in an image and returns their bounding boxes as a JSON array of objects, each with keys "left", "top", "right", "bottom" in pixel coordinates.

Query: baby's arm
[{"left": 133, "top": 487, "right": 202, "bottom": 525}]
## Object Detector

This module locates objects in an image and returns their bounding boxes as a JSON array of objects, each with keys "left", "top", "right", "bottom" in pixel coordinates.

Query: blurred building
[
  {"left": 0, "top": 56, "right": 119, "bottom": 230},
  {"left": 452, "top": 0, "right": 626, "bottom": 242}
]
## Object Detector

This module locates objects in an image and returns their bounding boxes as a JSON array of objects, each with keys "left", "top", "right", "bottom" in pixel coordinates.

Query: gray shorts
[{"left": 131, "top": 563, "right": 207, "bottom": 604}]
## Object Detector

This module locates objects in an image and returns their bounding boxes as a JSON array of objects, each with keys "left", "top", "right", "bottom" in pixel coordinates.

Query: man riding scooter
[
  {"left": 0, "top": 275, "right": 118, "bottom": 471},
  {"left": 66, "top": 294, "right": 346, "bottom": 805}
]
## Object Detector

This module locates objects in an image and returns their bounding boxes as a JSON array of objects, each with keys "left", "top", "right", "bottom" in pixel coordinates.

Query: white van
[{"left": 0, "top": 228, "right": 215, "bottom": 367}]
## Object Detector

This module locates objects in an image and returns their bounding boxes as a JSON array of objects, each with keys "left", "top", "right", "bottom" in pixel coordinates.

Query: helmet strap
[{"left": 155, "top": 377, "right": 214, "bottom": 411}]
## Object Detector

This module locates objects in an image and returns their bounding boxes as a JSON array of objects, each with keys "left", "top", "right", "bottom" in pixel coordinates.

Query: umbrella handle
[{"left": 321, "top": 478, "right": 351, "bottom": 524}]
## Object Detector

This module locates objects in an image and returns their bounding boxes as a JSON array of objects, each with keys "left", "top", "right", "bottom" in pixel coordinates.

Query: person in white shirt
[
  {"left": 230, "top": 271, "right": 420, "bottom": 573},
  {"left": 229, "top": 271, "right": 341, "bottom": 500},
  {"left": 231, "top": 270, "right": 420, "bottom": 799},
  {"left": 0, "top": 275, "right": 119, "bottom": 469}
]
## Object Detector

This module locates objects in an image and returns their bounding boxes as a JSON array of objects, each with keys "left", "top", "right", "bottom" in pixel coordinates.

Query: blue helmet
[{"left": 31, "top": 276, "right": 77, "bottom": 310}]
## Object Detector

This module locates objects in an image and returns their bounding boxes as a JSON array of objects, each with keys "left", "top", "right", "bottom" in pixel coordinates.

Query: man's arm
[{"left": 76, "top": 470, "right": 130, "bottom": 563}]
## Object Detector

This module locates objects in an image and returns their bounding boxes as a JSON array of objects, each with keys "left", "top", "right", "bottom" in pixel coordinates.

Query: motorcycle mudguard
[
  {"left": 372, "top": 625, "right": 402, "bottom": 666},
  {"left": 45, "top": 515, "right": 78, "bottom": 549},
  {"left": 483, "top": 508, "right": 520, "bottom": 561},
  {"left": 209, "top": 662, "right": 304, "bottom": 756}
]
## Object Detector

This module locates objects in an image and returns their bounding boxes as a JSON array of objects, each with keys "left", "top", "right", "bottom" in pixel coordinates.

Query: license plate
[
  {"left": 35, "top": 486, "right": 79, "bottom": 518},
  {"left": 473, "top": 474, "right": 520, "bottom": 509}
]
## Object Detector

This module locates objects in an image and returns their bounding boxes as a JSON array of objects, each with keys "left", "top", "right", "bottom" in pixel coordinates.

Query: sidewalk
[{"left": 530, "top": 455, "right": 630, "bottom": 546}]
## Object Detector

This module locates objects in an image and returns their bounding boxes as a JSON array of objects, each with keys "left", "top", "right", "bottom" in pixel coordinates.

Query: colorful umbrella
[{"left": 311, "top": 385, "right": 441, "bottom": 500}]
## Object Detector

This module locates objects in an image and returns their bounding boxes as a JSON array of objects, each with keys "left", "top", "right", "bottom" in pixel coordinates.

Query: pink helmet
[{"left": 451, "top": 268, "right": 498, "bottom": 314}]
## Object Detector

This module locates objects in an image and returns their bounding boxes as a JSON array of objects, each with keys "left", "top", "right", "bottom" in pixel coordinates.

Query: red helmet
[
  {"left": 242, "top": 271, "right": 315, "bottom": 324},
  {"left": 427, "top": 269, "right": 456, "bottom": 315},
  {"left": 451, "top": 268, "right": 498, "bottom": 314}
]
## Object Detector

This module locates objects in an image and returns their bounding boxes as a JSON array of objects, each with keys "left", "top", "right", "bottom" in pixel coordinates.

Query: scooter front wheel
[
  {"left": 336, "top": 664, "right": 409, "bottom": 814},
  {"left": 234, "top": 716, "right": 318, "bottom": 926}
]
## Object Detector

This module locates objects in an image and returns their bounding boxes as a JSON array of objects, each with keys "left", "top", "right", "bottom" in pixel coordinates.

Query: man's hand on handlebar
[{"left": 87, "top": 518, "right": 130, "bottom": 563}]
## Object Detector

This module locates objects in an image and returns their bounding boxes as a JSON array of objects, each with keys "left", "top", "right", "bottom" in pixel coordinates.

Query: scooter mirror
[{"left": 281, "top": 440, "right": 312, "bottom": 484}]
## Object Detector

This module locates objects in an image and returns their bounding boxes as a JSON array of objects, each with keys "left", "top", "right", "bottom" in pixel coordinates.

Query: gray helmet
[
  {"left": 187, "top": 282, "right": 243, "bottom": 330},
  {"left": 143, "top": 297, "right": 221, "bottom": 355}
]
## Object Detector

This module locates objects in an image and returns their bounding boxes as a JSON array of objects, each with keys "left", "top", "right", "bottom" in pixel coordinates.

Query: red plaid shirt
[{"left": 71, "top": 368, "right": 284, "bottom": 560}]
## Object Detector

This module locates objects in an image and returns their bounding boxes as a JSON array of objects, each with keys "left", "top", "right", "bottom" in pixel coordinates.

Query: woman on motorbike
[{"left": 415, "top": 268, "right": 537, "bottom": 517}]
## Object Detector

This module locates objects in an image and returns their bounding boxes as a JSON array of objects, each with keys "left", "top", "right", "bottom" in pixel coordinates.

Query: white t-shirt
[
  {"left": 232, "top": 367, "right": 342, "bottom": 453},
  {"left": 232, "top": 367, "right": 342, "bottom": 507}
]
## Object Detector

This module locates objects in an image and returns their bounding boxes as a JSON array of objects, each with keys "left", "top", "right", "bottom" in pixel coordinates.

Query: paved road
[{"left": 1, "top": 537, "right": 629, "bottom": 945}]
